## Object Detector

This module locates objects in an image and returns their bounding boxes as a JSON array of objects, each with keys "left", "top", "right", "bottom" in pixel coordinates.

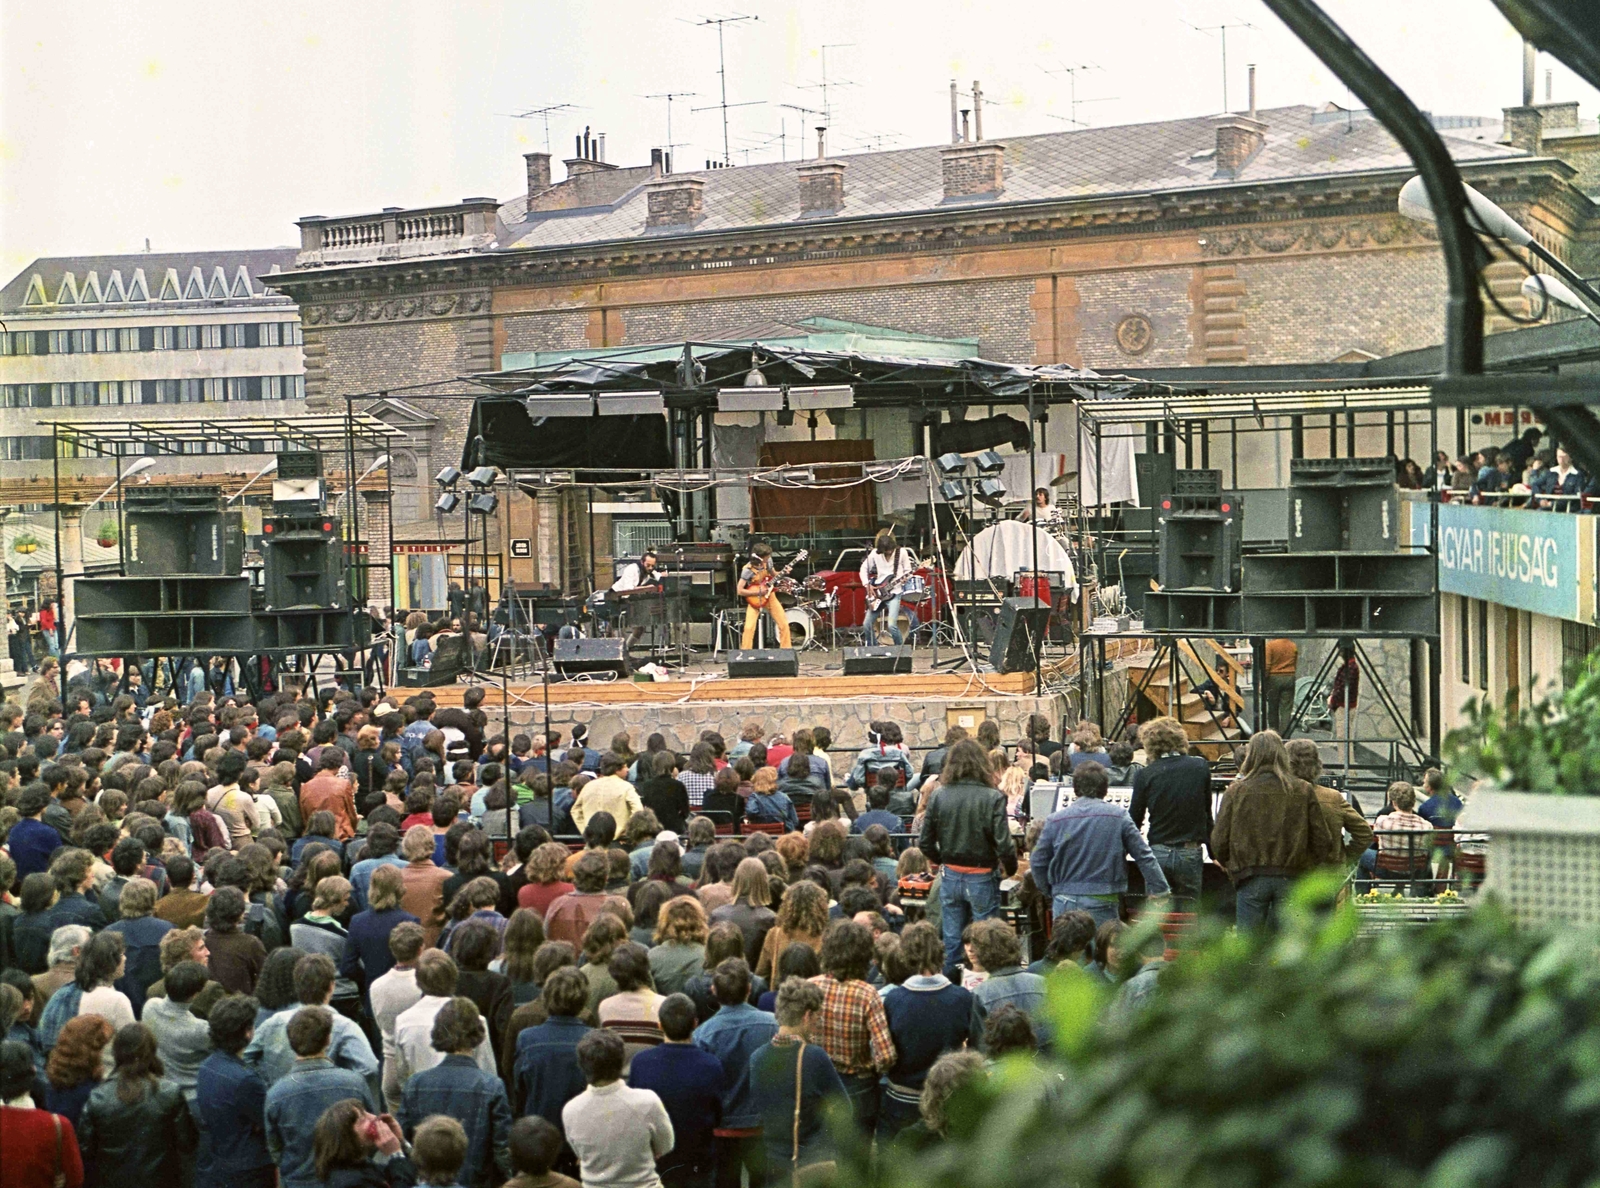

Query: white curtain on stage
[
  {"left": 954, "top": 520, "right": 1076, "bottom": 582},
  {"left": 1078, "top": 421, "right": 1140, "bottom": 507}
]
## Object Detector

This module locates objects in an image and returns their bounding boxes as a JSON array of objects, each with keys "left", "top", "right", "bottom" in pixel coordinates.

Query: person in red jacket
[{"left": 1, "top": 1038, "right": 85, "bottom": 1188}]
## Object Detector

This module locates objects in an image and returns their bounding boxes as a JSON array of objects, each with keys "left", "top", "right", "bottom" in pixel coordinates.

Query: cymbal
[
  {"left": 1049, "top": 470, "right": 1080, "bottom": 487},
  {"left": 883, "top": 508, "right": 917, "bottom": 525}
]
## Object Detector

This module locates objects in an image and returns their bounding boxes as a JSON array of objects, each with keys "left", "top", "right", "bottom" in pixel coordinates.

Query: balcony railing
[{"left": 296, "top": 199, "right": 500, "bottom": 266}]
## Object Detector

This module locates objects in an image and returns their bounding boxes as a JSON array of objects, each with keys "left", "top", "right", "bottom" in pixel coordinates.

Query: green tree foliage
[
  {"left": 864, "top": 879, "right": 1600, "bottom": 1188},
  {"left": 1445, "top": 656, "right": 1600, "bottom": 795}
]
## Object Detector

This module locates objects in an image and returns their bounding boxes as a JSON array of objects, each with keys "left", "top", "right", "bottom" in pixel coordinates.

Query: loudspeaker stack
[
  {"left": 1143, "top": 469, "right": 1244, "bottom": 632},
  {"left": 1241, "top": 457, "right": 1434, "bottom": 636}
]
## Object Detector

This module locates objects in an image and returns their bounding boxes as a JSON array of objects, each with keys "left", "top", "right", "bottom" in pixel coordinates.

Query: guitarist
[
  {"left": 736, "top": 542, "right": 793, "bottom": 650},
  {"left": 860, "top": 529, "right": 920, "bottom": 645}
]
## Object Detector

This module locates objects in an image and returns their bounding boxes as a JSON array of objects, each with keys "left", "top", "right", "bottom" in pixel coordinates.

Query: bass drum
[{"left": 782, "top": 605, "right": 814, "bottom": 648}]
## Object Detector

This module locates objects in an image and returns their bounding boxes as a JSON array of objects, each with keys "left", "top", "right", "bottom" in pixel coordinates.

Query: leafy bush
[
  {"left": 1445, "top": 656, "right": 1600, "bottom": 795},
  {"left": 864, "top": 877, "right": 1600, "bottom": 1188}
]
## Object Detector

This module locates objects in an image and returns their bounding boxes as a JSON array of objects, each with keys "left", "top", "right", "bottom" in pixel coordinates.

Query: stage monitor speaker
[
  {"left": 553, "top": 637, "right": 630, "bottom": 678},
  {"left": 842, "top": 645, "right": 913, "bottom": 675},
  {"left": 988, "top": 597, "right": 1051, "bottom": 674},
  {"left": 727, "top": 648, "right": 798, "bottom": 679}
]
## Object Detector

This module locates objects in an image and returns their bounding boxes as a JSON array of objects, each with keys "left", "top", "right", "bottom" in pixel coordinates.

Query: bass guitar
[{"left": 743, "top": 550, "right": 808, "bottom": 608}]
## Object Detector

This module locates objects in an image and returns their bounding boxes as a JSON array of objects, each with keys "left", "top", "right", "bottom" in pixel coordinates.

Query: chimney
[
  {"left": 1247, "top": 64, "right": 1257, "bottom": 119},
  {"left": 950, "top": 79, "right": 959, "bottom": 143},
  {"left": 815, "top": 126, "right": 826, "bottom": 160},
  {"left": 596, "top": 132, "right": 606, "bottom": 163},
  {"left": 645, "top": 176, "right": 706, "bottom": 228},
  {"left": 1213, "top": 116, "right": 1267, "bottom": 178},
  {"left": 940, "top": 140, "right": 1005, "bottom": 201},
  {"left": 797, "top": 159, "right": 845, "bottom": 216},
  {"left": 650, "top": 148, "right": 664, "bottom": 178},
  {"left": 972, "top": 80, "right": 984, "bottom": 141},
  {"left": 1502, "top": 105, "right": 1543, "bottom": 154},
  {"left": 1523, "top": 39, "right": 1536, "bottom": 106},
  {"left": 524, "top": 153, "right": 552, "bottom": 204}
]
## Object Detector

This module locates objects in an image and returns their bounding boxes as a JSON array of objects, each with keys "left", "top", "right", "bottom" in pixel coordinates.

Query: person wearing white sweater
[{"left": 562, "top": 1028, "right": 674, "bottom": 1188}]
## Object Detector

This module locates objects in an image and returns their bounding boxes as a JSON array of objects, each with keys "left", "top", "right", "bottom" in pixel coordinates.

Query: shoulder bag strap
[
  {"left": 792, "top": 1039, "right": 806, "bottom": 1167},
  {"left": 53, "top": 1112, "right": 65, "bottom": 1188}
]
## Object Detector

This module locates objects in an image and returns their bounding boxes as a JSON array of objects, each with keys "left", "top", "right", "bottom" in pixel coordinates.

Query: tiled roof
[
  {"left": 502, "top": 104, "right": 1526, "bottom": 251},
  {"left": 1, "top": 247, "right": 299, "bottom": 314}
]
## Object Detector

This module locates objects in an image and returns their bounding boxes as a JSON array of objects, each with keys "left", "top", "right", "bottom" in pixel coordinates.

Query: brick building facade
[{"left": 272, "top": 101, "right": 1599, "bottom": 575}]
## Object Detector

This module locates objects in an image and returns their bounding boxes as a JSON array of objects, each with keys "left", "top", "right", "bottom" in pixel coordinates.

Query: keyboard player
[{"left": 609, "top": 549, "right": 662, "bottom": 647}]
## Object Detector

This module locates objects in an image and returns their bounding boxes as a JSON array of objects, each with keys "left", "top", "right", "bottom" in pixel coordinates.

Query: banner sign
[{"left": 1410, "top": 501, "right": 1594, "bottom": 623}]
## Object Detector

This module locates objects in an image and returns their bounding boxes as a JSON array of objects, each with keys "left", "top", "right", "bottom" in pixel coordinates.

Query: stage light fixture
[
  {"left": 716, "top": 386, "right": 785, "bottom": 412},
  {"left": 974, "top": 449, "right": 1006, "bottom": 476},
  {"left": 776, "top": 408, "right": 796, "bottom": 427},
  {"left": 526, "top": 395, "right": 595, "bottom": 418},
  {"left": 786, "top": 384, "right": 854, "bottom": 410},
  {"left": 936, "top": 452, "right": 968, "bottom": 478},
  {"left": 435, "top": 491, "right": 460, "bottom": 513},
  {"left": 435, "top": 466, "right": 461, "bottom": 487},
  {"left": 939, "top": 479, "right": 967, "bottom": 502},
  {"left": 467, "top": 492, "right": 498, "bottom": 515},
  {"left": 467, "top": 466, "right": 500, "bottom": 488},
  {"left": 975, "top": 477, "right": 1007, "bottom": 504},
  {"left": 595, "top": 390, "right": 665, "bottom": 416}
]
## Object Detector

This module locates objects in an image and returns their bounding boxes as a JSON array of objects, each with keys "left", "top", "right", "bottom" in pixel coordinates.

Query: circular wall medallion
[{"left": 1115, "top": 313, "right": 1155, "bottom": 355}]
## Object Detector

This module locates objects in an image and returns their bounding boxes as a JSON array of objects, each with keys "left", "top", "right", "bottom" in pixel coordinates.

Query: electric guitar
[
  {"left": 743, "top": 550, "right": 808, "bottom": 608},
  {"left": 864, "top": 557, "right": 922, "bottom": 612}
]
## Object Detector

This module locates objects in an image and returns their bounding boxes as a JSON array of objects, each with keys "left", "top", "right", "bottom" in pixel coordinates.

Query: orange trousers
[{"left": 741, "top": 592, "right": 792, "bottom": 649}]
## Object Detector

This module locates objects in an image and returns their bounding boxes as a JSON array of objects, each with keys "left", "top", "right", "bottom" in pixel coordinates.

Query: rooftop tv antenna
[
  {"left": 691, "top": 14, "right": 759, "bottom": 166},
  {"left": 502, "top": 102, "right": 583, "bottom": 153},
  {"left": 1184, "top": 18, "right": 1258, "bottom": 113},
  {"left": 799, "top": 43, "right": 856, "bottom": 130},
  {"left": 644, "top": 91, "right": 700, "bottom": 157},
  {"left": 1041, "top": 62, "right": 1116, "bottom": 128}
]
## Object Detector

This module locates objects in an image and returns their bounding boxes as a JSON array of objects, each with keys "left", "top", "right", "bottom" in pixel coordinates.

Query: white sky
[{"left": 3, "top": 0, "right": 1597, "bottom": 277}]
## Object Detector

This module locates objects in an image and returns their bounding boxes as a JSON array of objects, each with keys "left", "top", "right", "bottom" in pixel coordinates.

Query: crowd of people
[
  {"left": 0, "top": 662, "right": 1441, "bottom": 1188},
  {"left": 0, "top": 683, "right": 1186, "bottom": 1188},
  {"left": 1407, "top": 428, "right": 1598, "bottom": 510}
]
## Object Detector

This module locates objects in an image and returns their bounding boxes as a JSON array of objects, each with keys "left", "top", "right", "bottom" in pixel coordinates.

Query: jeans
[
  {"left": 875, "top": 1090, "right": 921, "bottom": 1143},
  {"left": 1234, "top": 875, "right": 1292, "bottom": 929},
  {"left": 1052, "top": 893, "right": 1121, "bottom": 927},
  {"left": 839, "top": 1069, "right": 880, "bottom": 1135},
  {"left": 1264, "top": 674, "right": 1297, "bottom": 734},
  {"left": 863, "top": 595, "right": 918, "bottom": 646},
  {"left": 1148, "top": 844, "right": 1204, "bottom": 905},
  {"left": 940, "top": 868, "right": 1001, "bottom": 977},
  {"left": 714, "top": 1132, "right": 767, "bottom": 1188}
]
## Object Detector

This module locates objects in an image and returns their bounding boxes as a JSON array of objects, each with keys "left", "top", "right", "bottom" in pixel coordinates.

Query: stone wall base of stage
[{"left": 489, "top": 689, "right": 1069, "bottom": 762}]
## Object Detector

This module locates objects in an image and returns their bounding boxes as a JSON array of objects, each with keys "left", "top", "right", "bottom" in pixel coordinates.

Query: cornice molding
[{"left": 272, "top": 159, "right": 1592, "bottom": 308}]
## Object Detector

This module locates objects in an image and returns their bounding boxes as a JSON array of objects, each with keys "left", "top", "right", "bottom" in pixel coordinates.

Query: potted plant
[
  {"left": 12, "top": 532, "right": 39, "bottom": 555},
  {"left": 1447, "top": 658, "right": 1600, "bottom": 929},
  {"left": 95, "top": 518, "right": 119, "bottom": 548}
]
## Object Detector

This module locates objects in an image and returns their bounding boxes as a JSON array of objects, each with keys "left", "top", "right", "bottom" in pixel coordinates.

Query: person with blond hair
[
  {"left": 710, "top": 857, "right": 777, "bottom": 967},
  {"left": 1129, "top": 716, "right": 1213, "bottom": 906},
  {"left": 398, "top": 824, "right": 451, "bottom": 946},
  {"left": 649, "top": 897, "right": 709, "bottom": 996},
  {"left": 1209, "top": 731, "right": 1339, "bottom": 929},
  {"left": 754, "top": 881, "right": 829, "bottom": 983},
  {"left": 1284, "top": 738, "right": 1373, "bottom": 864}
]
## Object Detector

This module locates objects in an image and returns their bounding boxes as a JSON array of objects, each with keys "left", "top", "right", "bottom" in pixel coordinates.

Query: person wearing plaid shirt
[
  {"left": 808, "top": 919, "right": 895, "bottom": 1135},
  {"left": 1367, "top": 781, "right": 1435, "bottom": 877}
]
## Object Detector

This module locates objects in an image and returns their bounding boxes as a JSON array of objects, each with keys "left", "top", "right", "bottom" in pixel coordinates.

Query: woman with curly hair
[
  {"left": 649, "top": 896, "right": 708, "bottom": 995},
  {"left": 516, "top": 842, "right": 575, "bottom": 919},
  {"left": 44, "top": 1014, "right": 114, "bottom": 1130},
  {"left": 754, "top": 880, "right": 829, "bottom": 982}
]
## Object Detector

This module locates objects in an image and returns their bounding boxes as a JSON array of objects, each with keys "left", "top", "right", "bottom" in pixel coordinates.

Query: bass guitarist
[
  {"left": 860, "top": 529, "right": 921, "bottom": 645},
  {"left": 736, "top": 542, "right": 795, "bottom": 650}
]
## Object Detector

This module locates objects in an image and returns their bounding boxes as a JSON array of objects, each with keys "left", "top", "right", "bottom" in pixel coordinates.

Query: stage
[{"left": 393, "top": 650, "right": 1068, "bottom": 755}]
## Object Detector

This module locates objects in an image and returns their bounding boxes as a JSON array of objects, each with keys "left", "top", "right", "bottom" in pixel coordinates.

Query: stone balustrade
[{"left": 296, "top": 199, "right": 500, "bottom": 267}]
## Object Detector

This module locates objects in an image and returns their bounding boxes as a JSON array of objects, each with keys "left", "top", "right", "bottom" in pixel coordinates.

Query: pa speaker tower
[{"left": 989, "top": 598, "right": 1051, "bottom": 674}]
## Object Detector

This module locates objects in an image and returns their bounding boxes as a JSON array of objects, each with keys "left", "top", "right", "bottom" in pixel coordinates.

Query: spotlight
[
  {"left": 935, "top": 452, "right": 968, "bottom": 478},
  {"left": 435, "top": 492, "right": 460, "bottom": 513},
  {"left": 776, "top": 408, "right": 795, "bottom": 427},
  {"left": 435, "top": 466, "right": 461, "bottom": 487},
  {"left": 939, "top": 479, "right": 967, "bottom": 502},
  {"left": 975, "top": 477, "right": 1007, "bottom": 505},
  {"left": 974, "top": 449, "right": 1006, "bottom": 476},
  {"left": 466, "top": 466, "right": 499, "bottom": 488},
  {"left": 467, "top": 492, "right": 499, "bottom": 515}
]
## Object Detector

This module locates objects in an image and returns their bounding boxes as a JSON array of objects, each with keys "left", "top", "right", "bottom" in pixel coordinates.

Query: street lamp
[
  {"left": 1521, "top": 274, "right": 1600, "bottom": 326},
  {"left": 87, "top": 457, "right": 155, "bottom": 509},
  {"left": 1398, "top": 175, "right": 1600, "bottom": 315},
  {"left": 332, "top": 454, "right": 389, "bottom": 512},
  {"left": 225, "top": 459, "right": 279, "bottom": 506}
]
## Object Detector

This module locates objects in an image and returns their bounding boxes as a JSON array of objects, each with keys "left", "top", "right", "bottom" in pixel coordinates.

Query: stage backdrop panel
[{"left": 751, "top": 440, "right": 877, "bottom": 535}]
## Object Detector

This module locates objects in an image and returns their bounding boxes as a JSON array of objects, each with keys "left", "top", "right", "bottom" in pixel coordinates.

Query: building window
[
  {"left": 1457, "top": 596, "right": 1470, "bottom": 684},
  {"left": 1, "top": 436, "right": 56, "bottom": 461},
  {"left": 1477, "top": 599, "right": 1490, "bottom": 691},
  {"left": 1562, "top": 621, "right": 1600, "bottom": 683},
  {"left": 284, "top": 321, "right": 303, "bottom": 345},
  {"left": 199, "top": 324, "right": 223, "bottom": 349},
  {"left": 152, "top": 326, "right": 174, "bottom": 350},
  {"left": 174, "top": 325, "right": 200, "bottom": 350}
]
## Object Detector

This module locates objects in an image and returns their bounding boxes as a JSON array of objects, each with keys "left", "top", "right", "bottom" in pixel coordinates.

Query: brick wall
[{"left": 1072, "top": 267, "right": 1195, "bottom": 368}]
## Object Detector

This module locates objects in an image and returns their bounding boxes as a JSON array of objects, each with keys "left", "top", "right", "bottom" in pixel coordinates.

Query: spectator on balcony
[
  {"left": 1544, "top": 447, "right": 1586, "bottom": 512},
  {"left": 1448, "top": 456, "right": 1474, "bottom": 493},
  {"left": 1470, "top": 454, "right": 1513, "bottom": 501},
  {"left": 1503, "top": 426, "right": 1542, "bottom": 473}
]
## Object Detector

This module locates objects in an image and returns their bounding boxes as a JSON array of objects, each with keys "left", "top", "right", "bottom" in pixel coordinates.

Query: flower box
[
  {"left": 1352, "top": 897, "right": 1470, "bottom": 935},
  {"left": 1453, "top": 790, "right": 1600, "bottom": 929}
]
